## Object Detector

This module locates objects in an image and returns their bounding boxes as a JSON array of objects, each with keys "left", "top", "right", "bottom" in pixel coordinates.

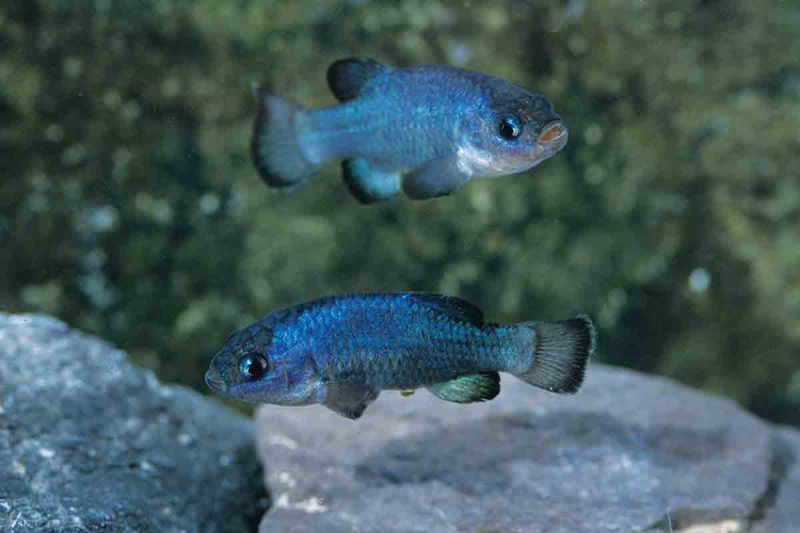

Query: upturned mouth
[
  {"left": 537, "top": 121, "right": 568, "bottom": 149},
  {"left": 204, "top": 367, "right": 226, "bottom": 393}
]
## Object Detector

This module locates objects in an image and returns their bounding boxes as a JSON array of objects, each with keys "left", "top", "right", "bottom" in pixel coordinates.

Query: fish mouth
[
  {"left": 204, "top": 367, "right": 227, "bottom": 393},
  {"left": 537, "top": 121, "right": 568, "bottom": 151}
]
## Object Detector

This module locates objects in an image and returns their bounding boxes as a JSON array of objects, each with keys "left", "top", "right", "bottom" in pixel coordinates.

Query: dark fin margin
[{"left": 519, "top": 315, "right": 596, "bottom": 394}]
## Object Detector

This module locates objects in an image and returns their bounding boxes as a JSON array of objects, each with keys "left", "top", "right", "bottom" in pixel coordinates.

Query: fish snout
[
  {"left": 204, "top": 366, "right": 227, "bottom": 393},
  {"left": 537, "top": 121, "right": 568, "bottom": 148}
]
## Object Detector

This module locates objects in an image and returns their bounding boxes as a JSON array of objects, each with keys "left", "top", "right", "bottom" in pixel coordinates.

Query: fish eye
[
  {"left": 238, "top": 354, "right": 268, "bottom": 381},
  {"left": 498, "top": 116, "right": 522, "bottom": 140}
]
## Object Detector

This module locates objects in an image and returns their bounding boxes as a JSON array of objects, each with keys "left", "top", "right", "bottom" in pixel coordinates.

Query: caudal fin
[
  {"left": 251, "top": 85, "right": 320, "bottom": 188},
  {"left": 514, "top": 315, "right": 596, "bottom": 394}
]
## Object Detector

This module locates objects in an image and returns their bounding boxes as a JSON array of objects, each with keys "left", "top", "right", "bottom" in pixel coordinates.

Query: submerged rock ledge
[
  {"left": 254, "top": 353, "right": 799, "bottom": 532},
  {"left": 0, "top": 313, "right": 797, "bottom": 532},
  {"left": 0, "top": 313, "right": 268, "bottom": 532}
]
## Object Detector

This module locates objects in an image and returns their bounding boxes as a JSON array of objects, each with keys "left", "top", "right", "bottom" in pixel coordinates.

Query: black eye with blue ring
[
  {"left": 239, "top": 354, "right": 268, "bottom": 381},
  {"left": 498, "top": 116, "right": 522, "bottom": 140}
]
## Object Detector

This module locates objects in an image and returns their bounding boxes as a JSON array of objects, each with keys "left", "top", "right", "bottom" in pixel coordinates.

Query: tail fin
[
  {"left": 513, "top": 315, "right": 596, "bottom": 394},
  {"left": 251, "top": 85, "right": 320, "bottom": 188}
]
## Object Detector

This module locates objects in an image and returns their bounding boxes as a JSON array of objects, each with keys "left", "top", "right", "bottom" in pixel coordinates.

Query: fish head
[
  {"left": 204, "top": 321, "right": 319, "bottom": 405},
  {"left": 459, "top": 78, "right": 567, "bottom": 177}
]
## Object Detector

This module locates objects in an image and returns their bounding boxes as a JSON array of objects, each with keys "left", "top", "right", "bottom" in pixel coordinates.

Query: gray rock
[
  {"left": 753, "top": 426, "right": 800, "bottom": 533},
  {"left": 0, "top": 313, "right": 268, "bottom": 532},
  {"left": 255, "top": 364, "right": 776, "bottom": 532}
]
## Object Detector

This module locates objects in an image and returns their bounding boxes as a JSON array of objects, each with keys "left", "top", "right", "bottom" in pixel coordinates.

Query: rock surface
[
  {"left": 753, "top": 426, "right": 800, "bottom": 533},
  {"left": 254, "top": 364, "right": 798, "bottom": 532},
  {"left": 0, "top": 313, "right": 268, "bottom": 532},
  {"left": 3, "top": 313, "right": 797, "bottom": 533}
]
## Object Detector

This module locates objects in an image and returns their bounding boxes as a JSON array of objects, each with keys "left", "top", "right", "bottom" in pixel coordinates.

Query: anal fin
[
  {"left": 342, "top": 159, "right": 401, "bottom": 204},
  {"left": 427, "top": 372, "right": 500, "bottom": 403}
]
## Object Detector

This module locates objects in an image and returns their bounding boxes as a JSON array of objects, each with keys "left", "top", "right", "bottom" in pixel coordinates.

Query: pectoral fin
[
  {"left": 427, "top": 372, "right": 500, "bottom": 403},
  {"left": 323, "top": 380, "right": 380, "bottom": 420},
  {"left": 402, "top": 155, "right": 471, "bottom": 199},
  {"left": 342, "top": 159, "right": 401, "bottom": 204}
]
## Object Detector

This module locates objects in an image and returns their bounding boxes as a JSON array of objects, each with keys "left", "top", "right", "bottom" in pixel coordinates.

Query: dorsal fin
[
  {"left": 326, "top": 58, "right": 387, "bottom": 102},
  {"left": 408, "top": 293, "right": 484, "bottom": 326}
]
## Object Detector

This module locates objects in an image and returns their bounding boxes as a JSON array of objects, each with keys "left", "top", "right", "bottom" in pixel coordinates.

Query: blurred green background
[{"left": 2, "top": 0, "right": 799, "bottom": 425}]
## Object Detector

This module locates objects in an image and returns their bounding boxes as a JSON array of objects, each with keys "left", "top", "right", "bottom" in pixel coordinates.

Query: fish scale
[{"left": 288, "top": 295, "right": 487, "bottom": 388}]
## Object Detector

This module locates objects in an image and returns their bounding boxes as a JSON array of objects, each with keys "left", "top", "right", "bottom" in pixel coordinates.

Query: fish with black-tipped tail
[
  {"left": 251, "top": 58, "right": 568, "bottom": 203},
  {"left": 205, "top": 293, "right": 595, "bottom": 419}
]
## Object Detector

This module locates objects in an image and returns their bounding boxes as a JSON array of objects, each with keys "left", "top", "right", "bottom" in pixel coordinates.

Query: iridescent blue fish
[
  {"left": 251, "top": 58, "right": 568, "bottom": 203},
  {"left": 205, "top": 293, "right": 595, "bottom": 419}
]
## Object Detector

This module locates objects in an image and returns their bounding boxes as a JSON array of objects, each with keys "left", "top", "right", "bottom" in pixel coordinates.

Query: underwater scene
[{"left": 1, "top": 1, "right": 799, "bottom": 531}]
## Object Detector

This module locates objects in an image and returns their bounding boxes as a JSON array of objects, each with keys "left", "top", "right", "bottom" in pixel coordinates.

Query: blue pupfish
[
  {"left": 251, "top": 58, "right": 568, "bottom": 203},
  {"left": 205, "top": 293, "right": 595, "bottom": 419}
]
